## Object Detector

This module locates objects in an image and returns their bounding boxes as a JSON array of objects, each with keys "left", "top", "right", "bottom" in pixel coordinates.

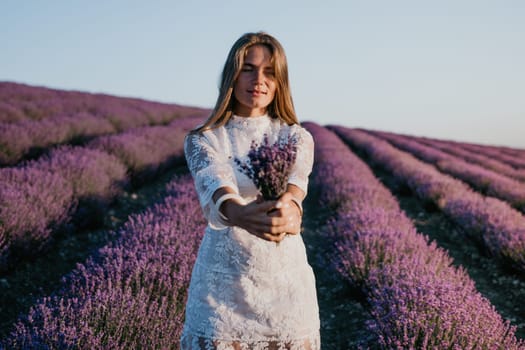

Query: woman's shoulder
[
  {"left": 280, "top": 120, "right": 312, "bottom": 137},
  {"left": 185, "top": 125, "right": 228, "bottom": 146},
  {"left": 274, "top": 120, "right": 314, "bottom": 146}
]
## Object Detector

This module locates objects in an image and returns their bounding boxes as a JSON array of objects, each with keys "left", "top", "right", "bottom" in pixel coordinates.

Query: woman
[{"left": 181, "top": 32, "right": 320, "bottom": 349}]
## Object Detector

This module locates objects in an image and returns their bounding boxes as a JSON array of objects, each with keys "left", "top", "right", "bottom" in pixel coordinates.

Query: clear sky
[{"left": 1, "top": 0, "right": 524, "bottom": 148}]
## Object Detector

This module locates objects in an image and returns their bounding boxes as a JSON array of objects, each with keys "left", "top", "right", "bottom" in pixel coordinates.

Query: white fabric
[{"left": 181, "top": 114, "right": 320, "bottom": 349}]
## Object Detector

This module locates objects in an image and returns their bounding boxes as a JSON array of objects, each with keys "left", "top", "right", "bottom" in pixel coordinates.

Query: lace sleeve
[
  {"left": 287, "top": 126, "right": 314, "bottom": 196},
  {"left": 184, "top": 131, "right": 238, "bottom": 229}
]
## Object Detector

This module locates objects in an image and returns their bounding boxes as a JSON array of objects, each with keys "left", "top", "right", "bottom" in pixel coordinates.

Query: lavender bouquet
[{"left": 235, "top": 134, "right": 297, "bottom": 200}]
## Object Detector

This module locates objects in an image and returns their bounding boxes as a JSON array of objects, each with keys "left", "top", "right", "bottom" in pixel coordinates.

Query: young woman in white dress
[{"left": 180, "top": 32, "right": 320, "bottom": 350}]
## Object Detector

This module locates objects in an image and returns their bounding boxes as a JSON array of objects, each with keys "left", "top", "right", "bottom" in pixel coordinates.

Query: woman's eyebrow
[{"left": 242, "top": 62, "right": 273, "bottom": 69}]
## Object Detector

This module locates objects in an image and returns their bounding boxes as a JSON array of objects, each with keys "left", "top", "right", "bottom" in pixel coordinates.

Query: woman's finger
[
  {"left": 262, "top": 231, "right": 287, "bottom": 242},
  {"left": 246, "top": 214, "right": 301, "bottom": 235}
]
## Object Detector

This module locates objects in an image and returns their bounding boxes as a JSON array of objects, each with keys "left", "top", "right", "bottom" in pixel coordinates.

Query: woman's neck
[{"left": 232, "top": 107, "right": 267, "bottom": 118}]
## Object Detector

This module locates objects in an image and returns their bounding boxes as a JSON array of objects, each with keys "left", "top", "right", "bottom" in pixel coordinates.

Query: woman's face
[{"left": 233, "top": 44, "right": 277, "bottom": 117}]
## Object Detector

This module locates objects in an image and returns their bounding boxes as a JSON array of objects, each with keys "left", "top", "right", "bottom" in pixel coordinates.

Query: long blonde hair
[{"left": 193, "top": 32, "right": 298, "bottom": 132}]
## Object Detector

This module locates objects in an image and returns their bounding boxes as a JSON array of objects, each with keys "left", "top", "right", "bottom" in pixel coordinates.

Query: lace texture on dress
[
  {"left": 180, "top": 332, "right": 320, "bottom": 350},
  {"left": 182, "top": 115, "right": 319, "bottom": 349}
]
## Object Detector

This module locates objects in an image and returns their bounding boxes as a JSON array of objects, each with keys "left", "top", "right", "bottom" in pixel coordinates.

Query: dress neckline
[{"left": 228, "top": 113, "right": 272, "bottom": 130}]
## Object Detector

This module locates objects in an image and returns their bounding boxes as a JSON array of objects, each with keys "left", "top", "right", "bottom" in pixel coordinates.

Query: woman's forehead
[{"left": 243, "top": 45, "right": 274, "bottom": 66}]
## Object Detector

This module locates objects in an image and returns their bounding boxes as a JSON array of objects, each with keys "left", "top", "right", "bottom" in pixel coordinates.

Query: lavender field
[{"left": 1, "top": 82, "right": 524, "bottom": 349}]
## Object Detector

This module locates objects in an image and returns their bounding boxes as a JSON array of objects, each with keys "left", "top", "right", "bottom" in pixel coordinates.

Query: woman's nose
[{"left": 253, "top": 69, "right": 265, "bottom": 83}]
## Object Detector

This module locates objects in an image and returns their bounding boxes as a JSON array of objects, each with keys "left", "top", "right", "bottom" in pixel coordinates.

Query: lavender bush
[
  {"left": 3, "top": 175, "right": 205, "bottom": 349},
  {"left": 0, "top": 116, "right": 207, "bottom": 169},
  {"left": 499, "top": 147, "right": 525, "bottom": 160},
  {"left": 235, "top": 134, "right": 297, "bottom": 200},
  {"left": 168, "top": 114, "right": 207, "bottom": 131},
  {"left": 0, "top": 82, "right": 208, "bottom": 125},
  {"left": 32, "top": 146, "right": 128, "bottom": 201},
  {"left": 0, "top": 100, "right": 25, "bottom": 123},
  {"left": 0, "top": 167, "right": 74, "bottom": 269},
  {"left": 0, "top": 82, "right": 209, "bottom": 166},
  {"left": 331, "top": 126, "right": 525, "bottom": 272},
  {"left": 415, "top": 136, "right": 525, "bottom": 183},
  {"left": 88, "top": 124, "right": 187, "bottom": 186},
  {"left": 461, "top": 142, "right": 525, "bottom": 169},
  {"left": 305, "top": 122, "right": 523, "bottom": 348},
  {"left": 0, "top": 119, "right": 196, "bottom": 271},
  {"left": 0, "top": 123, "right": 32, "bottom": 166},
  {"left": 0, "top": 114, "right": 117, "bottom": 166},
  {"left": 370, "top": 130, "right": 525, "bottom": 212}
]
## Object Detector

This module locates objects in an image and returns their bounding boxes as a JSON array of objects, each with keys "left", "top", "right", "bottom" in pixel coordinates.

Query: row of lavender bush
[
  {"left": 0, "top": 82, "right": 208, "bottom": 166},
  {"left": 1, "top": 174, "right": 205, "bottom": 349},
  {"left": 331, "top": 126, "right": 525, "bottom": 273},
  {"left": 0, "top": 82, "right": 202, "bottom": 124},
  {"left": 367, "top": 130, "right": 525, "bottom": 213},
  {"left": 305, "top": 122, "right": 523, "bottom": 349},
  {"left": 0, "top": 118, "right": 197, "bottom": 272},
  {"left": 88, "top": 117, "right": 198, "bottom": 187},
  {"left": 499, "top": 148, "right": 525, "bottom": 162},
  {"left": 459, "top": 141, "right": 525, "bottom": 170},
  {"left": 413, "top": 135, "right": 525, "bottom": 183},
  {"left": 424, "top": 134, "right": 525, "bottom": 166}
]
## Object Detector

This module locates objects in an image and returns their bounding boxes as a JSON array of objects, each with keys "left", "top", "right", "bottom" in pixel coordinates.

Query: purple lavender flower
[
  {"left": 235, "top": 134, "right": 297, "bottom": 200},
  {"left": 304, "top": 123, "right": 524, "bottom": 348},
  {"left": 4, "top": 175, "right": 205, "bottom": 349}
]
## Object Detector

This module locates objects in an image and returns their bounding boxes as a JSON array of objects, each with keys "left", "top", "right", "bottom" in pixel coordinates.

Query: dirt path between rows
[{"left": 302, "top": 198, "right": 379, "bottom": 349}]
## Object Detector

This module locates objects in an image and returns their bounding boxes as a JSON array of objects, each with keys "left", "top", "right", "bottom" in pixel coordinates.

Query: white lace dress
[{"left": 180, "top": 114, "right": 320, "bottom": 349}]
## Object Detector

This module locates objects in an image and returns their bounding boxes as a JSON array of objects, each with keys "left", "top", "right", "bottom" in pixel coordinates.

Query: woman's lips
[{"left": 247, "top": 89, "right": 267, "bottom": 96}]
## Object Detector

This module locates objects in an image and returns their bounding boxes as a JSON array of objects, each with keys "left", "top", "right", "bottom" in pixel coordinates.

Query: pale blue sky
[{"left": 1, "top": 1, "right": 524, "bottom": 148}]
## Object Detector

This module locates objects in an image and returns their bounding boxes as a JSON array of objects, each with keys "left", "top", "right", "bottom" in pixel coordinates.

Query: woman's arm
[{"left": 185, "top": 131, "right": 240, "bottom": 230}]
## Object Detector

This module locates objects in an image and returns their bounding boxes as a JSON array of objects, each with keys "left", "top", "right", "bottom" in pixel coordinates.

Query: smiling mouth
[{"left": 247, "top": 89, "right": 267, "bottom": 95}]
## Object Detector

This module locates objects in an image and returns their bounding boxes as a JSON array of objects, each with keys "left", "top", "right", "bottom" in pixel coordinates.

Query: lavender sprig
[{"left": 235, "top": 134, "right": 297, "bottom": 200}]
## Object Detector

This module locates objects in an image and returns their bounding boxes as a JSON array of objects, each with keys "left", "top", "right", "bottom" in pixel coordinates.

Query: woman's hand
[
  {"left": 221, "top": 196, "right": 283, "bottom": 242},
  {"left": 214, "top": 186, "right": 304, "bottom": 243},
  {"left": 267, "top": 192, "right": 303, "bottom": 236},
  {"left": 219, "top": 194, "right": 301, "bottom": 243}
]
